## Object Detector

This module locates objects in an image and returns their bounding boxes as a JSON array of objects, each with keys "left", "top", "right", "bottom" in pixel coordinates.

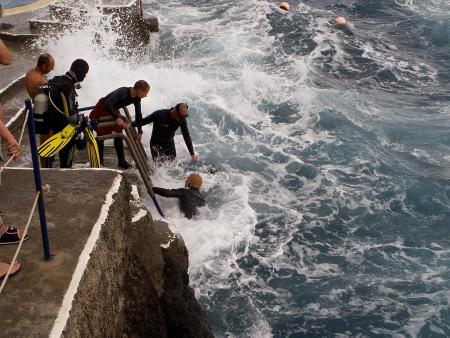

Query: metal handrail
[
  {"left": 96, "top": 114, "right": 150, "bottom": 173},
  {"left": 96, "top": 122, "right": 164, "bottom": 217},
  {"left": 122, "top": 107, "right": 149, "bottom": 161},
  {"left": 25, "top": 99, "right": 52, "bottom": 260}
]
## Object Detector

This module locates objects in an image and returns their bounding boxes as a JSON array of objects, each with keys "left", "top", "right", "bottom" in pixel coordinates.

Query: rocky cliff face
[{"left": 62, "top": 175, "right": 214, "bottom": 338}]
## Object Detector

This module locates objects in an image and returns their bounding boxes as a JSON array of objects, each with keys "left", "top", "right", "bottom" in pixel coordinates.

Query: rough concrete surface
[
  {"left": 0, "top": 168, "right": 120, "bottom": 338},
  {"left": 0, "top": 170, "right": 214, "bottom": 338}
]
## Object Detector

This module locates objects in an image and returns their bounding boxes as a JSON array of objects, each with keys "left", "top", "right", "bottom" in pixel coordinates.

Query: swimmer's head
[
  {"left": 185, "top": 174, "right": 203, "bottom": 189},
  {"left": 279, "top": 2, "right": 290, "bottom": 11},
  {"left": 335, "top": 17, "right": 347, "bottom": 26}
]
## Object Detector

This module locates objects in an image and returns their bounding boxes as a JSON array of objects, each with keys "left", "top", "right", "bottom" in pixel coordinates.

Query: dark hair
[
  {"left": 37, "top": 53, "right": 52, "bottom": 67},
  {"left": 133, "top": 80, "right": 150, "bottom": 91}
]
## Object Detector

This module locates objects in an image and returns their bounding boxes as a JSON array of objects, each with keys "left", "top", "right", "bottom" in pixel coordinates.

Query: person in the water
[
  {"left": 335, "top": 17, "right": 354, "bottom": 35},
  {"left": 152, "top": 173, "right": 205, "bottom": 219},
  {"left": 334, "top": 16, "right": 398, "bottom": 51},
  {"left": 135, "top": 103, "right": 198, "bottom": 163}
]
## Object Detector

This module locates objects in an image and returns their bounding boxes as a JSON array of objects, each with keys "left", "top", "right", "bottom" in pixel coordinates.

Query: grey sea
[{"left": 42, "top": 0, "right": 450, "bottom": 336}]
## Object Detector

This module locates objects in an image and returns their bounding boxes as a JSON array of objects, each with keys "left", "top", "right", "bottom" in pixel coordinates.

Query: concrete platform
[
  {"left": 0, "top": 168, "right": 214, "bottom": 338},
  {"left": 0, "top": 168, "right": 121, "bottom": 338}
]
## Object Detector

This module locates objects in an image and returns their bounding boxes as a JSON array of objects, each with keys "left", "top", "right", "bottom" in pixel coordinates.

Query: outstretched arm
[
  {"left": 134, "top": 100, "right": 143, "bottom": 134},
  {"left": 153, "top": 187, "right": 184, "bottom": 199},
  {"left": 139, "top": 109, "right": 164, "bottom": 127},
  {"left": 180, "top": 119, "right": 197, "bottom": 161}
]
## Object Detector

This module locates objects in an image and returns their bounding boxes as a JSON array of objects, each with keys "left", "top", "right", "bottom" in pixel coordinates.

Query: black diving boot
[
  {"left": 97, "top": 140, "right": 105, "bottom": 166},
  {"left": 114, "top": 138, "right": 132, "bottom": 169}
]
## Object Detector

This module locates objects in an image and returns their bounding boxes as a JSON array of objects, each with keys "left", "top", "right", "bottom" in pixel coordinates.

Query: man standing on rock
[{"left": 25, "top": 53, "right": 55, "bottom": 166}]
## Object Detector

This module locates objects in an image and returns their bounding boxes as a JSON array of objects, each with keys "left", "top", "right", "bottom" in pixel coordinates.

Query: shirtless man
[
  {"left": 25, "top": 53, "right": 55, "bottom": 166},
  {"left": 25, "top": 53, "right": 55, "bottom": 99}
]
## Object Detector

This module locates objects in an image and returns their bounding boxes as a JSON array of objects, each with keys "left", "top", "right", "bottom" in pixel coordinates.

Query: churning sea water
[{"left": 42, "top": 0, "right": 450, "bottom": 336}]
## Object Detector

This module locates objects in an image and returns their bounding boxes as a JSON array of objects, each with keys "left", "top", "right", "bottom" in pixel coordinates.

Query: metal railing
[{"left": 25, "top": 99, "right": 51, "bottom": 260}]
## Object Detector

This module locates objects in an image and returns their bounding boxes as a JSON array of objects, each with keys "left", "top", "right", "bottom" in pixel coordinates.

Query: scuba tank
[{"left": 33, "top": 85, "right": 49, "bottom": 134}]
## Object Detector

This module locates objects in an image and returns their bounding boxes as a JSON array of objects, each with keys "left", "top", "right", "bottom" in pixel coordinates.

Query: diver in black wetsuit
[
  {"left": 90, "top": 80, "right": 150, "bottom": 169},
  {"left": 135, "top": 103, "right": 198, "bottom": 162},
  {"left": 47, "top": 59, "right": 89, "bottom": 168},
  {"left": 152, "top": 174, "right": 205, "bottom": 219}
]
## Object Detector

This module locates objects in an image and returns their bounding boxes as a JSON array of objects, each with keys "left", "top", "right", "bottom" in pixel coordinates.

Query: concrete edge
[
  {"left": 128, "top": 183, "right": 179, "bottom": 249},
  {"left": 0, "top": 31, "right": 38, "bottom": 43},
  {"left": 49, "top": 0, "right": 136, "bottom": 10},
  {"left": 130, "top": 184, "right": 147, "bottom": 223},
  {"left": 48, "top": 173, "right": 123, "bottom": 338},
  {"left": 0, "top": 75, "right": 26, "bottom": 100},
  {"left": 5, "top": 107, "right": 26, "bottom": 131}
]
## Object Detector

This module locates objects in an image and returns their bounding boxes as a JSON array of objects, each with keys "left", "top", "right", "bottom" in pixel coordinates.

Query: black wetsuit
[
  {"left": 153, "top": 187, "right": 205, "bottom": 219},
  {"left": 102, "top": 87, "right": 143, "bottom": 133},
  {"left": 47, "top": 75, "right": 79, "bottom": 168},
  {"left": 93, "top": 87, "right": 144, "bottom": 168},
  {"left": 138, "top": 109, "right": 194, "bottom": 161}
]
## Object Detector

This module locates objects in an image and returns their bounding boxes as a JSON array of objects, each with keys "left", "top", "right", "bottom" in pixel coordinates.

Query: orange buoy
[
  {"left": 335, "top": 17, "right": 347, "bottom": 26},
  {"left": 279, "top": 2, "right": 290, "bottom": 11}
]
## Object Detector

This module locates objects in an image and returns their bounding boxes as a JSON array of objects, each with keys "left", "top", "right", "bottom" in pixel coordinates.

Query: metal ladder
[{"left": 80, "top": 106, "right": 164, "bottom": 217}]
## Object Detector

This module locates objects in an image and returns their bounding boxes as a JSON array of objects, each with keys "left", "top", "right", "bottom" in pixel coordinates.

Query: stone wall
[{"left": 62, "top": 175, "right": 214, "bottom": 337}]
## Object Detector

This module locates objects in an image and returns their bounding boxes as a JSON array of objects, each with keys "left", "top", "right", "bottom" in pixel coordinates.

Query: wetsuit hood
[{"left": 70, "top": 59, "right": 89, "bottom": 82}]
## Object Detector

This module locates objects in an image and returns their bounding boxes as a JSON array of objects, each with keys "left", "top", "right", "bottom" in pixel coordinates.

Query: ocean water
[{"left": 40, "top": 0, "right": 450, "bottom": 336}]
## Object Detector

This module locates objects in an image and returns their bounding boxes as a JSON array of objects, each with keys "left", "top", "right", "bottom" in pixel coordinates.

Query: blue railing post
[{"left": 25, "top": 99, "right": 52, "bottom": 261}]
